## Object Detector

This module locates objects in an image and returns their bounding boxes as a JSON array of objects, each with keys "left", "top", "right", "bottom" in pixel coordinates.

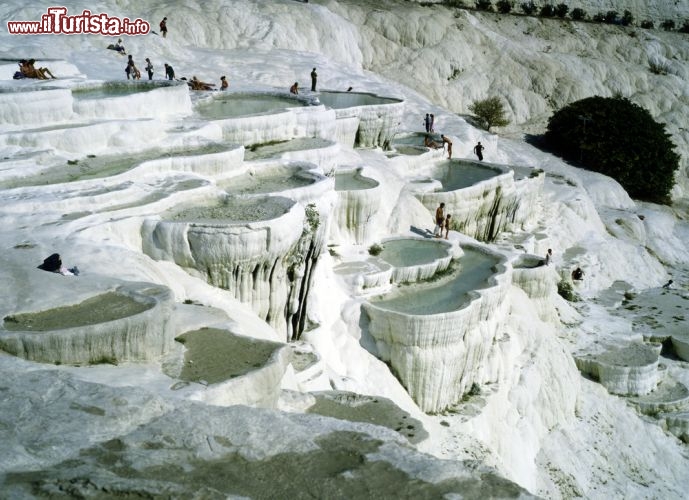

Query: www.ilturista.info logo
[{"left": 7, "top": 7, "right": 150, "bottom": 35}]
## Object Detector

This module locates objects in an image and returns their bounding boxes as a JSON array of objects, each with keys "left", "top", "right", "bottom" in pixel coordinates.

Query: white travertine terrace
[
  {"left": 330, "top": 167, "right": 382, "bottom": 244},
  {"left": 0, "top": 87, "right": 73, "bottom": 127},
  {"left": 574, "top": 343, "right": 662, "bottom": 396},
  {"left": 72, "top": 82, "right": 193, "bottom": 120},
  {"left": 363, "top": 244, "right": 511, "bottom": 412},
  {"left": 0, "top": 281, "right": 175, "bottom": 365},
  {"left": 142, "top": 196, "right": 326, "bottom": 340},
  {"left": 413, "top": 160, "right": 541, "bottom": 242},
  {"left": 511, "top": 253, "right": 561, "bottom": 324}
]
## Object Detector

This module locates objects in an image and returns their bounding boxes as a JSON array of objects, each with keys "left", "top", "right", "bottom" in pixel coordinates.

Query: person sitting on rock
[
  {"left": 20, "top": 59, "right": 56, "bottom": 79},
  {"left": 189, "top": 76, "right": 215, "bottom": 91},
  {"left": 37, "top": 253, "right": 79, "bottom": 276}
]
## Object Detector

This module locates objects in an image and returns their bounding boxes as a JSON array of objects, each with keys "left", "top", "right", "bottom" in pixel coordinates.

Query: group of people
[
  {"left": 15, "top": 59, "right": 56, "bottom": 80},
  {"left": 433, "top": 203, "right": 452, "bottom": 239}
]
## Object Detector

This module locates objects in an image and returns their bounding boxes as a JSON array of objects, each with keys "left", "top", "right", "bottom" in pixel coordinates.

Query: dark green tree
[
  {"left": 661, "top": 19, "right": 675, "bottom": 31},
  {"left": 544, "top": 96, "right": 680, "bottom": 203},
  {"left": 539, "top": 4, "right": 555, "bottom": 17},
  {"left": 554, "top": 3, "right": 569, "bottom": 18},
  {"left": 621, "top": 10, "right": 634, "bottom": 26},
  {"left": 520, "top": 1, "right": 536, "bottom": 15},
  {"left": 571, "top": 8, "right": 587, "bottom": 20},
  {"left": 476, "top": 0, "right": 493, "bottom": 11},
  {"left": 496, "top": 0, "right": 512, "bottom": 14}
]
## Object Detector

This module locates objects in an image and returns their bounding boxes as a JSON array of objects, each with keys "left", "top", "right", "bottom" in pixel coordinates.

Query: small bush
[
  {"left": 554, "top": 3, "right": 568, "bottom": 18},
  {"left": 476, "top": 0, "right": 493, "bottom": 11},
  {"left": 604, "top": 11, "right": 619, "bottom": 24},
  {"left": 661, "top": 19, "right": 675, "bottom": 31},
  {"left": 468, "top": 96, "right": 510, "bottom": 130},
  {"left": 557, "top": 280, "right": 579, "bottom": 302},
  {"left": 520, "top": 1, "right": 536, "bottom": 15},
  {"left": 443, "top": 0, "right": 466, "bottom": 7},
  {"left": 640, "top": 20, "right": 654, "bottom": 29},
  {"left": 496, "top": 0, "right": 512, "bottom": 13},
  {"left": 621, "top": 10, "right": 634, "bottom": 26},
  {"left": 539, "top": 4, "right": 555, "bottom": 17},
  {"left": 679, "top": 21, "right": 689, "bottom": 33},
  {"left": 592, "top": 12, "right": 605, "bottom": 22},
  {"left": 368, "top": 243, "right": 383, "bottom": 256},
  {"left": 571, "top": 8, "right": 586, "bottom": 20}
]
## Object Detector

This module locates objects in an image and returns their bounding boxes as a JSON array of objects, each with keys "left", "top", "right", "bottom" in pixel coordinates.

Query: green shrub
[
  {"left": 592, "top": 12, "right": 605, "bottom": 22},
  {"left": 661, "top": 19, "right": 675, "bottom": 31},
  {"left": 557, "top": 280, "right": 579, "bottom": 302},
  {"left": 520, "top": 1, "right": 536, "bottom": 15},
  {"left": 640, "top": 19, "right": 654, "bottom": 29},
  {"left": 468, "top": 96, "right": 510, "bottom": 131},
  {"left": 679, "top": 21, "right": 689, "bottom": 33},
  {"left": 621, "top": 10, "right": 634, "bottom": 26},
  {"left": 539, "top": 4, "right": 555, "bottom": 17},
  {"left": 368, "top": 243, "right": 383, "bottom": 256},
  {"left": 476, "top": 0, "right": 493, "bottom": 11},
  {"left": 496, "top": 0, "right": 512, "bottom": 13},
  {"left": 443, "top": 0, "right": 466, "bottom": 7},
  {"left": 544, "top": 96, "right": 680, "bottom": 203},
  {"left": 604, "top": 11, "right": 619, "bottom": 24},
  {"left": 554, "top": 3, "right": 569, "bottom": 18},
  {"left": 571, "top": 8, "right": 586, "bottom": 20}
]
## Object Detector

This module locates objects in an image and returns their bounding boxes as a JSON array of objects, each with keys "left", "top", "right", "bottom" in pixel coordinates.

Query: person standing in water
[
  {"left": 159, "top": 17, "right": 168, "bottom": 38},
  {"left": 220, "top": 75, "right": 228, "bottom": 90},
  {"left": 310, "top": 67, "right": 318, "bottom": 91},
  {"left": 441, "top": 134, "right": 453, "bottom": 159}
]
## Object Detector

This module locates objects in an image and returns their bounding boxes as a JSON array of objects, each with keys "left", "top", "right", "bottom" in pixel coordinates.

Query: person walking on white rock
[{"left": 473, "top": 141, "right": 485, "bottom": 161}]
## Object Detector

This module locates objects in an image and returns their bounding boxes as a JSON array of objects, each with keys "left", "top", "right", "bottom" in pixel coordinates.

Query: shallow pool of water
[
  {"left": 370, "top": 247, "right": 500, "bottom": 315},
  {"left": 72, "top": 84, "right": 157, "bottom": 100},
  {"left": 196, "top": 94, "right": 306, "bottom": 119},
  {"left": 221, "top": 165, "right": 317, "bottom": 195},
  {"left": 335, "top": 171, "right": 378, "bottom": 191},
  {"left": 243, "top": 137, "right": 332, "bottom": 161},
  {"left": 317, "top": 91, "right": 401, "bottom": 109},
  {"left": 378, "top": 239, "right": 449, "bottom": 268},
  {"left": 168, "top": 196, "right": 292, "bottom": 223},
  {"left": 433, "top": 161, "right": 501, "bottom": 191},
  {"left": 3, "top": 292, "right": 152, "bottom": 331},
  {"left": 0, "top": 143, "right": 230, "bottom": 189}
]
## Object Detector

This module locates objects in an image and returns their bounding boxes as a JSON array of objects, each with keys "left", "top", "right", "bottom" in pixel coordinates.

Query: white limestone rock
[
  {"left": 363, "top": 244, "right": 511, "bottom": 412},
  {"left": 0, "top": 282, "right": 175, "bottom": 365},
  {"left": 73, "top": 82, "right": 192, "bottom": 120},
  {"left": 574, "top": 342, "right": 661, "bottom": 396}
]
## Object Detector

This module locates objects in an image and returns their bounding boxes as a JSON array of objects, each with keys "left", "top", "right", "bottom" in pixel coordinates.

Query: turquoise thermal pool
[
  {"left": 369, "top": 247, "right": 500, "bottom": 315},
  {"left": 377, "top": 239, "right": 450, "bottom": 267},
  {"left": 196, "top": 93, "right": 307, "bottom": 119},
  {"left": 220, "top": 165, "right": 318, "bottom": 195},
  {"left": 432, "top": 161, "right": 502, "bottom": 191},
  {"left": 334, "top": 171, "right": 379, "bottom": 191},
  {"left": 317, "top": 91, "right": 401, "bottom": 109}
]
